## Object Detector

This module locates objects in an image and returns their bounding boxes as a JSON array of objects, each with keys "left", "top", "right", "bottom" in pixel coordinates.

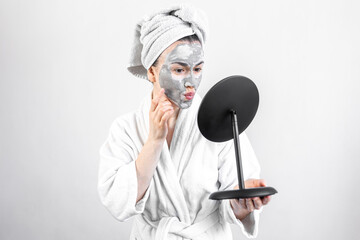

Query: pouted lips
[{"left": 184, "top": 92, "right": 195, "bottom": 100}]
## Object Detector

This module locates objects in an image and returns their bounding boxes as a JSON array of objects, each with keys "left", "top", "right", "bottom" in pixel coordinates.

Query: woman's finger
[
  {"left": 153, "top": 103, "right": 162, "bottom": 123},
  {"left": 252, "top": 197, "right": 262, "bottom": 210},
  {"left": 160, "top": 109, "right": 173, "bottom": 126},
  {"left": 150, "top": 88, "right": 164, "bottom": 112},
  {"left": 262, "top": 196, "right": 271, "bottom": 205},
  {"left": 258, "top": 179, "right": 266, "bottom": 187},
  {"left": 238, "top": 198, "right": 247, "bottom": 209},
  {"left": 154, "top": 104, "right": 172, "bottom": 124},
  {"left": 158, "top": 89, "right": 170, "bottom": 104},
  {"left": 153, "top": 96, "right": 172, "bottom": 122},
  {"left": 245, "top": 198, "right": 254, "bottom": 212},
  {"left": 245, "top": 178, "right": 260, "bottom": 188},
  {"left": 245, "top": 178, "right": 267, "bottom": 188},
  {"left": 161, "top": 101, "right": 172, "bottom": 108}
]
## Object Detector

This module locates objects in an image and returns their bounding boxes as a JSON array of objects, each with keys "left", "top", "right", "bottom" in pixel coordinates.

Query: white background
[{"left": 1, "top": 0, "right": 359, "bottom": 239}]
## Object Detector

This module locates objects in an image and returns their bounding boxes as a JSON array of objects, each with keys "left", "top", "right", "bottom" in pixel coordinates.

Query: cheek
[
  {"left": 159, "top": 68, "right": 172, "bottom": 85},
  {"left": 193, "top": 75, "right": 202, "bottom": 88},
  {"left": 194, "top": 72, "right": 202, "bottom": 80},
  {"left": 170, "top": 72, "right": 185, "bottom": 82},
  {"left": 159, "top": 70, "right": 184, "bottom": 89}
]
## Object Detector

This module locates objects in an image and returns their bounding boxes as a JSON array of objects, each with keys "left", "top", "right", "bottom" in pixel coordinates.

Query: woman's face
[{"left": 154, "top": 41, "right": 204, "bottom": 109}]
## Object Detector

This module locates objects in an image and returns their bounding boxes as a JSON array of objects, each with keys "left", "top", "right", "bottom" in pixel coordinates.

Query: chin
[{"left": 179, "top": 102, "right": 192, "bottom": 109}]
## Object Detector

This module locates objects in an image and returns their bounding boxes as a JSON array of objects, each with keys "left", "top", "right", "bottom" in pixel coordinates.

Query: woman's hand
[
  {"left": 229, "top": 179, "right": 271, "bottom": 221},
  {"left": 148, "top": 88, "right": 174, "bottom": 143}
]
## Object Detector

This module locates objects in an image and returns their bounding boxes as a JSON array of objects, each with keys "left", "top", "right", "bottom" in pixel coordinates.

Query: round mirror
[{"left": 197, "top": 75, "right": 260, "bottom": 142}]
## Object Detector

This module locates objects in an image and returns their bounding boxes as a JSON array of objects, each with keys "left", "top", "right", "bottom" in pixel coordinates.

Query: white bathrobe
[{"left": 98, "top": 89, "right": 263, "bottom": 240}]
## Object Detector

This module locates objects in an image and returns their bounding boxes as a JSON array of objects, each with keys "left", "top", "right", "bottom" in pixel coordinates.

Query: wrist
[{"left": 146, "top": 138, "right": 164, "bottom": 148}]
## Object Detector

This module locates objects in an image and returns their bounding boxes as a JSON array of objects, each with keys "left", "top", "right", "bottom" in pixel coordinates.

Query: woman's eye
[
  {"left": 175, "top": 69, "right": 184, "bottom": 73},
  {"left": 194, "top": 68, "right": 202, "bottom": 72}
]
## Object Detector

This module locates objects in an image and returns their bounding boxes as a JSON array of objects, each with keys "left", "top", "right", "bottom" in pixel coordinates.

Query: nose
[
  {"left": 186, "top": 86, "right": 195, "bottom": 92},
  {"left": 184, "top": 81, "right": 194, "bottom": 88},
  {"left": 184, "top": 71, "right": 197, "bottom": 88}
]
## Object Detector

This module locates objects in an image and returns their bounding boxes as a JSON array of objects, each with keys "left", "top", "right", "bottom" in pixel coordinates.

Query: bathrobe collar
[{"left": 138, "top": 89, "right": 202, "bottom": 224}]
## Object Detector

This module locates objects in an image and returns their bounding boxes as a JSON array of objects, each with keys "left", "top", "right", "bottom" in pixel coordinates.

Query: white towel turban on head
[{"left": 127, "top": 4, "right": 210, "bottom": 81}]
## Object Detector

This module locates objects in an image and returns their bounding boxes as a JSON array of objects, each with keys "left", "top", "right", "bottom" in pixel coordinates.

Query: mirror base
[{"left": 209, "top": 187, "right": 278, "bottom": 200}]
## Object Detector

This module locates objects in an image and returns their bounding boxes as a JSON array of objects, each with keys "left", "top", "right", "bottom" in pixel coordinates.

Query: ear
[{"left": 147, "top": 66, "right": 157, "bottom": 84}]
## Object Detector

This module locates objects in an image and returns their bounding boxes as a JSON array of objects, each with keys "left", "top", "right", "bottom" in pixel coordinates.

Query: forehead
[{"left": 164, "top": 42, "right": 203, "bottom": 62}]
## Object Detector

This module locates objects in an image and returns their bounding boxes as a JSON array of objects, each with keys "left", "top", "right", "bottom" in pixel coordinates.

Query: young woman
[{"left": 98, "top": 4, "right": 271, "bottom": 240}]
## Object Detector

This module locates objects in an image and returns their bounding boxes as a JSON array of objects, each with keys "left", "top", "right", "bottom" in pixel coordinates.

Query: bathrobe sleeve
[
  {"left": 97, "top": 116, "right": 153, "bottom": 222},
  {"left": 217, "top": 132, "right": 263, "bottom": 238}
]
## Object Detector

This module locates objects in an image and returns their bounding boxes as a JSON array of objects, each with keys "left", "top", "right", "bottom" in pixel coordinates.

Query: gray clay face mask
[{"left": 158, "top": 42, "right": 204, "bottom": 109}]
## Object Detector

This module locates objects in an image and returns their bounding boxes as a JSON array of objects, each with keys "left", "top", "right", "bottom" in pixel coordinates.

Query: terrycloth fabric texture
[
  {"left": 97, "top": 89, "right": 263, "bottom": 239},
  {"left": 127, "top": 4, "right": 210, "bottom": 81}
]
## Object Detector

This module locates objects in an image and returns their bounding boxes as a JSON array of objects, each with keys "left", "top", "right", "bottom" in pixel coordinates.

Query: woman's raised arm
[{"left": 97, "top": 88, "right": 174, "bottom": 222}]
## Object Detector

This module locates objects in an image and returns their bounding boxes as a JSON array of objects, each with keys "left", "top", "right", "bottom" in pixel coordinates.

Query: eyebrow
[{"left": 171, "top": 61, "right": 204, "bottom": 67}]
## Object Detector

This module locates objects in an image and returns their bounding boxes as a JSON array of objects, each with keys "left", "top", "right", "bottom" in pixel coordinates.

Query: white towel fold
[{"left": 127, "top": 4, "right": 210, "bottom": 81}]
